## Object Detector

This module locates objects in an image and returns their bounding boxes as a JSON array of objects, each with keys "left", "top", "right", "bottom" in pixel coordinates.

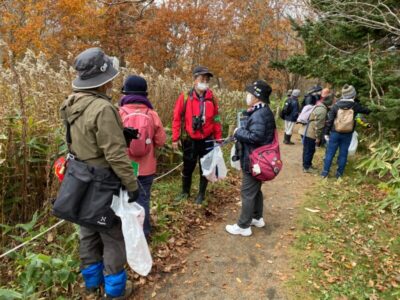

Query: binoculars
[
  {"left": 192, "top": 115, "right": 203, "bottom": 131},
  {"left": 232, "top": 141, "right": 242, "bottom": 161},
  {"left": 123, "top": 127, "right": 139, "bottom": 146}
]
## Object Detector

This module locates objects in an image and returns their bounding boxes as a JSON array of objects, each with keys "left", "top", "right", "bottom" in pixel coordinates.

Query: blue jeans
[
  {"left": 322, "top": 132, "right": 352, "bottom": 178},
  {"left": 137, "top": 175, "right": 155, "bottom": 237},
  {"left": 303, "top": 136, "right": 316, "bottom": 169}
]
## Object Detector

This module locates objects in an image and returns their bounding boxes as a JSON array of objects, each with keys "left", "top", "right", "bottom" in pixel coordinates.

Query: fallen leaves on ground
[
  {"left": 290, "top": 180, "right": 400, "bottom": 299},
  {"left": 132, "top": 173, "right": 241, "bottom": 297}
]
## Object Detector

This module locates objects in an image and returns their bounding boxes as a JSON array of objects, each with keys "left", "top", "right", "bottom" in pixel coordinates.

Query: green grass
[
  {"left": 287, "top": 167, "right": 400, "bottom": 300},
  {"left": 0, "top": 142, "right": 240, "bottom": 298}
]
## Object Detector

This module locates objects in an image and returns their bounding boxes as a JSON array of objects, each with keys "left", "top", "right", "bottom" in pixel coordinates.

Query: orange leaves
[
  {"left": 0, "top": 0, "right": 105, "bottom": 61},
  {"left": 1, "top": 0, "right": 298, "bottom": 91}
]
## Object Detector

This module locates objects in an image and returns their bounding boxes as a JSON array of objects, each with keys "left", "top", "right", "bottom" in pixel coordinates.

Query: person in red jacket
[{"left": 172, "top": 66, "right": 222, "bottom": 204}]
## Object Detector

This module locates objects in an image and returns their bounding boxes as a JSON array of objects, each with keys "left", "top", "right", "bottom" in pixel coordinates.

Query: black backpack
[{"left": 280, "top": 99, "right": 292, "bottom": 119}]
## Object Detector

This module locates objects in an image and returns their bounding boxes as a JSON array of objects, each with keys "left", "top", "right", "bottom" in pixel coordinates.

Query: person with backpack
[
  {"left": 281, "top": 89, "right": 300, "bottom": 145},
  {"left": 225, "top": 80, "right": 276, "bottom": 237},
  {"left": 321, "top": 84, "right": 371, "bottom": 178},
  {"left": 172, "top": 66, "right": 222, "bottom": 204},
  {"left": 60, "top": 48, "right": 138, "bottom": 299},
  {"left": 299, "top": 94, "right": 333, "bottom": 173},
  {"left": 119, "top": 75, "right": 166, "bottom": 239}
]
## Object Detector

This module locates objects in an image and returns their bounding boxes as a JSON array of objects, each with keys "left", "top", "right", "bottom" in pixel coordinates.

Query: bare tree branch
[{"left": 303, "top": 0, "right": 400, "bottom": 37}]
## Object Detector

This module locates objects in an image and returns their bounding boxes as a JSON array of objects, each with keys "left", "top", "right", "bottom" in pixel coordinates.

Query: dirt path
[{"left": 144, "top": 133, "right": 317, "bottom": 300}]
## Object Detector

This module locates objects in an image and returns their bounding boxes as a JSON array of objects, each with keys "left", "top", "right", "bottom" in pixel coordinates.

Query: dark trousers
[
  {"left": 303, "top": 136, "right": 316, "bottom": 169},
  {"left": 322, "top": 131, "right": 352, "bottom": 177},
  {"left": 137, "top": 174, "right": 155, "bottom": 237},
  {"left": 79, "top": 222, "right": 126, "bottom": 275},
  {"left": 182, "top": 138, "right": 212, "bottom": 186},
  {"left": 238, "top": 172, "right": 263, "bottom": 229}
]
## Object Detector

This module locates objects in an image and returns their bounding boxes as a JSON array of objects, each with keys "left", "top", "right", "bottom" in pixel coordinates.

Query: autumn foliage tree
[
  {"left": 0, "top": 0, "right": 106, "bottom": 63},
  {"left": 0, "top": 0, "right": 299, "bottom": 91}
]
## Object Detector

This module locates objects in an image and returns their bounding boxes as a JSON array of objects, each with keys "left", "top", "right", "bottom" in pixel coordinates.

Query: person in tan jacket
[
  {"left": 60, "top": 47, "right": 136, "bottom": 299},
  {"left": 299, "top": 95, "right": 333, "bottom": 173}
]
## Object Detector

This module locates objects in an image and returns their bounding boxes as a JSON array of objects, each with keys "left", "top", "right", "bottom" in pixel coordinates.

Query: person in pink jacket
[{"left": 119, "top": 75, "right": 166, "bottom": 238}]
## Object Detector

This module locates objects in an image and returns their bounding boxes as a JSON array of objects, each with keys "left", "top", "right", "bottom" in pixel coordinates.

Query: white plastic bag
[
  {"left": 200, "top": 146, "right": 228, "bottom": 182},
  {"left": 348, "top": 131, "right": 358, "bottom": 156},
  {"left": 111, "top": 189, "right": 152, "bottom": 276},
  {"left": 230, "top": 145, "right": 241, "bottom": 171}
]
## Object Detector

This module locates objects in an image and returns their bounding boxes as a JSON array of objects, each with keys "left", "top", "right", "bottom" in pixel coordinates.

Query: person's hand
[
  {"left": 128, "top": 189, "right": 139, "bottom": 203},
  {"left": 316, "top": 138, "right": 321, "bottom": 147},
  {"left": 324, "top": 135, "right": 330, "bottom": 142},
  {"left": 172, "top": 140, "right": 181, "bottom": 151}
]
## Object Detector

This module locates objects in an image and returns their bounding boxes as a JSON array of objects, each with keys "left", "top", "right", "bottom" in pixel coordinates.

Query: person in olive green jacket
[
  {"left": 299, "top": 95, "right": 333, "bottom": 173},
  {"left": 60, "top": 48, "right": 137, "bottom": 300}
]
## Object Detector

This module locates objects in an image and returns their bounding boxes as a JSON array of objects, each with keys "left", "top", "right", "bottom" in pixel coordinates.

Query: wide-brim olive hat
[{"left": 72, "top": 47, "right": 120, "bottom": 90}]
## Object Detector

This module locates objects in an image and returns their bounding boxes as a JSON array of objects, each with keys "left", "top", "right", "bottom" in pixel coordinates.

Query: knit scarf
[
  {"left": 248, "top": 102, "right": 266, "bottom": 112},
  {"left": 119, "top": 94, "right": 154, "bottom": 109}
]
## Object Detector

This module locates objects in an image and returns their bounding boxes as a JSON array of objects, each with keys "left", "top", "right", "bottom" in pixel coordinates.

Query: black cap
[
  {"left": 308, "top": 85, "right": 322, "bottom": 94},
  {"left": 245, "top": 80, "right": 272, "bottom": 103},
  {"left": 72, "top": 47, "right": 119, "bottom": 89},
  {"left": 192, "top": 66, "right": 213, "bottom": 78},
  {"left": 122, "top": 75, "right": 148, "bottom": 95}
]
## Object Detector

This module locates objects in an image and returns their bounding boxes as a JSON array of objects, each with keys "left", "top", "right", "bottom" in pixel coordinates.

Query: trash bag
[
  {"left": 200, "top": 146, "right": 228, "bottom": 182},
  {"left": 348, "top": 131, "right": 358, "bottom": 156},
  {"left": 111, "top": 189, "right": 152, "bottom": 276},
  {"left": 230, "top": 145, "right": 241, "bottom": 171}
]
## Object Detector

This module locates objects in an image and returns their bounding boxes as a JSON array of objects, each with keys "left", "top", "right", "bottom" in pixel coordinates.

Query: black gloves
[
  {"left": 123, "top": 127, "right": 140, "bottom": 147},
  {"left": 128, "top": 189, "right": 140, "bottom": 203}
]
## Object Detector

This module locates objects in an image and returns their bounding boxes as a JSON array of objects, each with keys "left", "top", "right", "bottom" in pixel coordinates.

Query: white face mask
[
  {"left": 246, "top": 93, "right": 253, "bottom": 106},
  {"left": 196, "top": 82, "right": 208, "bottom": 91}
]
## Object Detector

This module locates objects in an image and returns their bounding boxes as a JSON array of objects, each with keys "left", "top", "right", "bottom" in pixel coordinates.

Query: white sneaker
[
  {"left": 251, "top": 218, "right": 265, "bottom": 228},
  {"left": 225, "top": 224, "right": 252, "bottom": 236}
]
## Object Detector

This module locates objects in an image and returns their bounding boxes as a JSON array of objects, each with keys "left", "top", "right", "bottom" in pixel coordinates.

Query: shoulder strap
[
  {"left": 181, "top": 89, "right": 192, "bottom": 119},
  {"left": 66, "top": 122, "right": 72, "bottom": 145},
  {"left": 119, "top": 106, "right": 129, "bottom": 115},
  {"left": 64, "top": 96, "right": 99, "bottom": 154},
  {"left": 180, "top": 90, "right": 193, "bottom": 139}
]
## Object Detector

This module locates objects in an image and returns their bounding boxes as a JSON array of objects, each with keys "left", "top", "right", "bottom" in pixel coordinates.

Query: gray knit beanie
[
  {"left": 342, "top": 84, "right": 356, "bottom": 99},
  {"left": 291, "top": 89, "right": 301, "bottom": 97}
]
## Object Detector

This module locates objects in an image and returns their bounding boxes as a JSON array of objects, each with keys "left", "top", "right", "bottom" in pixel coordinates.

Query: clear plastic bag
[
  {"left": 348, "top": 131, "right": 358, "bottom": 156},
  {"left": 200, "top": 146, "right": 228, "bottom": 182},
  {"left": 111, "top": 189, "right": 152, "bottom": 276},
  {"left": 230, "top": 145, "right": 241, "bottom": 171}
]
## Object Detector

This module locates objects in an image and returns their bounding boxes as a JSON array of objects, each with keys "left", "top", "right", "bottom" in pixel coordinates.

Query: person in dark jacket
[
  {"left": 226, "top": 80, "right": 275, "bottom": 237},
  {"left": 321, "top": 84, "right": 371, "bottom": 178},
  {"left": 282, "top": 89, "right": 300, "bottom": 145}
]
